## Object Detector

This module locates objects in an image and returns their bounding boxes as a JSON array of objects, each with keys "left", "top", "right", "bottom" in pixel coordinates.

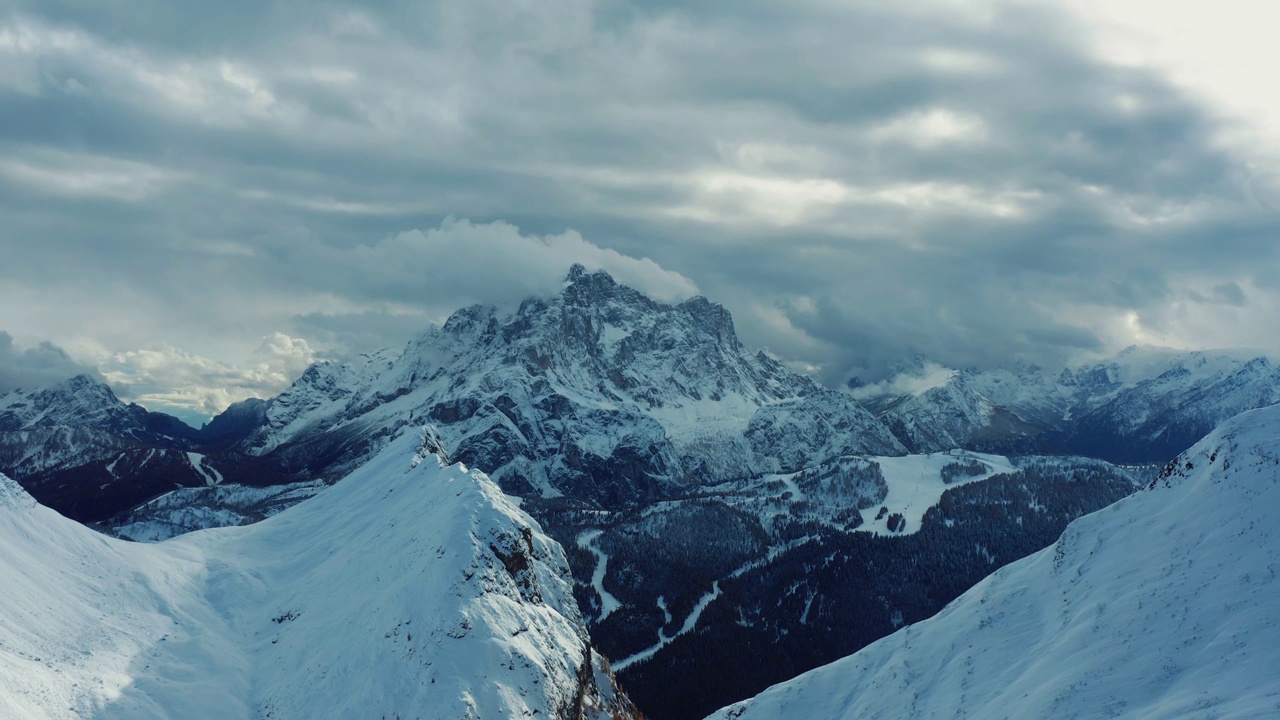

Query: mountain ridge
[
  {"left": 230, "top": 264, "right": 905, "bottom": 509},
  {"left": 860, "top": 348, "right": 1280, "bottom": 461},
  {"left": 0, "top": 427, "right": 641, "bottom": 720}
]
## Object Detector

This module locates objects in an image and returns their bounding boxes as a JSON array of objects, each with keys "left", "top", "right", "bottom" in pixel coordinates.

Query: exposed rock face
[{"left": 236, "top": 265, "right": 904, "bottom": 508}]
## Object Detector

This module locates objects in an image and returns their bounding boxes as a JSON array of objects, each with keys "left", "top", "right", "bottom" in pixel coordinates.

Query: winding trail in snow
[
  {"left": 576, "top": 530, "right": 621, "bottom": 622},
  {"left": 186, "top": 452, "right": 223, "bottom": 486},
  {"left": 614, "top": 581, "right": 721, "bottom": 672}
]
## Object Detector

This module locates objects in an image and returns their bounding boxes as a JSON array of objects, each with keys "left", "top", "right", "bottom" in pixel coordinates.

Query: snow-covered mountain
[
  {"left": 235, "top": 265, "right": 904, "bottom": 507},
  {"left": 863, "top": 346, "right": 1280, "bottom": 461},
  {"left": 0, "top": 375, "right": 296, "bottom": 523},
  {"left": 0, "top": 374, "right": 196, "bottom": 477},
  {"left": 0, "top": 427, "right": 640, "bottom": 720},
  {"left": 709, "top": 403, "right": 1280, "bottom": 720}
]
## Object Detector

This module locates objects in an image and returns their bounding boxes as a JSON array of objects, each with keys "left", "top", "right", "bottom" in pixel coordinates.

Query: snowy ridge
[
  {"left": 865, "top": 348, "right": 1280, "bottom": 462},
  {"left": 0, "top": 429, "right": 639, "bottom": 720},
  {"left": 709, "top": 404, "right": 1280, "bottom": 719}
]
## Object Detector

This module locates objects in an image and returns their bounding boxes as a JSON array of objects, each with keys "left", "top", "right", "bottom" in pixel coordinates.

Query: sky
[{"left": 2, "top": 0, "right": 1279, "bottom": 424}]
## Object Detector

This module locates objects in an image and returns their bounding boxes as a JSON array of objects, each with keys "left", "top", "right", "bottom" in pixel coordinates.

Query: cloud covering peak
[{"left": 2, "top": 0, "right": 1279, "bottom": 406}]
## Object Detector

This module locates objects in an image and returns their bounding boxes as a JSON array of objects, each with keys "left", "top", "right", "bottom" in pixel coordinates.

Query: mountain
[
  {"left": 0, "top": 374, "right": 196, "bottom": 474},
  {"left": 0, "top": 269, "right": 1162, "bottom": 718},
  {"left": 8, "top": 269, "right": 1262, "bottom": 719},
  {"left": 708, "top": 404, "right": 1280, "bottom": 719},
  {"left": 863, "top": 347, "right": 1280, "bottom": 462},
  {"left": 0, "top": 427, "right": 640, "bottom": 720},
  {"left": 197, "top": 397, "right": 270, "bottom": 449},
  {"left": 0, "top": 375, "right": 293, "bottom": 523},
  {"left": 233, "top": 264, "right": 904, "bottom": 508}
]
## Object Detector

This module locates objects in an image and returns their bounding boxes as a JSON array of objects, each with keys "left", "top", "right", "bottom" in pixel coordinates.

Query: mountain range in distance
[{"left": 3, "top": 265, "right": 1280, "bottom": 719}]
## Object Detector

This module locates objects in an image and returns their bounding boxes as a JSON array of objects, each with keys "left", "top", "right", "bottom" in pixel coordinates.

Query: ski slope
[
  {"left": 859, "top": 451, "right": 1017, "bottom": 534},
  {"left": 709, "top": 405, "right": 1280, "bottom": 719},
  {"left": 0, "top": 428, "right": 636, "bottom": 720}
]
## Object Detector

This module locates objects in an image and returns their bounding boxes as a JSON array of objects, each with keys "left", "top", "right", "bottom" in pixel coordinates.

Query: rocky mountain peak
[
  {"left": 234, "top": 266, "right": 904, "bottom": 505},
  {"left": 0, "top": 372, "right": 141, "bottom": 432}
]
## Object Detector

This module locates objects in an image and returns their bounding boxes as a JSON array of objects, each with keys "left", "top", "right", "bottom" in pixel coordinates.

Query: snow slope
[
  {"left": 709, "top": 404, "right": 1280, "bottom": 720},
  {"left": 857, "top": 451, "right": 1017, "bottom": 534},
  {"left": 0, "top": 428, "right": 638, "bottom": 720}
]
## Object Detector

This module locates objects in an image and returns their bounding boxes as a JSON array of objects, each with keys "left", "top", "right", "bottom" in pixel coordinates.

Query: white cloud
[
  {"left": 0, "top": 149, "right": 184, "bottom": 202},
  {"left": 0, "top": 332, "right": 101, "bottom": 393},
  {"left": 1063, "top": 0, "right": 1280, "bottom": 186},
  {"left": 846, "top": 362, "right": 959, "bottom": 400},
  {"left": 99, "top": 333, "right": 315, "bottom": 420},
  {"left": 338, "top": 217, "right": 700, "bottom": 306},
  {"left": 869, "top": 108, "right": 989, "bottom": 147},
  {"left": 670, "top": 172, "right": 1040, "bottom": 227}
]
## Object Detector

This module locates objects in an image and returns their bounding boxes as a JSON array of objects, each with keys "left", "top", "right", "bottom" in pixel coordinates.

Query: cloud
[
  {"left": 1, "top": 0, "right": 1279, "bottom": 403},
  {"left": 333, "top": 217, "right": 698, "bottom": 306},
  {"left": 99, "top": 333, "right": 315, "bottom": 421},
  {"left": 846, "top": 362, "right": 959, "bottom": 400},
  {"left": 0, "top": 332, "right": 102, "bottom": 393},
  {"left": 269, "top": 218, "right": 699, "bottom": 356}
]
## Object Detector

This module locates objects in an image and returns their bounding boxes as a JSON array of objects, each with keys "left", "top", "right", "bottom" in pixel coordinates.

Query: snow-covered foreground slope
[
  {"left": 0, "top": 429, "right": 638, "bottom": 720},
  {"left": 709, "top": 405, "right": 1280, "bottom": 720}
]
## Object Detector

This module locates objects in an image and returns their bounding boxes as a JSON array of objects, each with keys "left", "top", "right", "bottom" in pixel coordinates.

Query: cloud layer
[
  {"left": 0, "top": 332, "right": 101, "bottom": 394},
  {"left": 97, "top": 333, "right": 316, "bottom": 423},
  {"left": 2, "top": 0, "right": 1279, "bottom": 411}
]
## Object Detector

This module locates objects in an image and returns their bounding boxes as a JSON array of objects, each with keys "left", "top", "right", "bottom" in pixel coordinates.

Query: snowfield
[
  {"left": 858, "top": 451, "right": 1017, "bottom": 534},
  {"left": 0, "top": 428, "right": 637, "bottom": 720},
  {"left": 708, "top": 404, "right": 1280, "bottom": 720}
]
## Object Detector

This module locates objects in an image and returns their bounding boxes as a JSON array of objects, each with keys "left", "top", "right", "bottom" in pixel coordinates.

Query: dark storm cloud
[
  {"left": 0, "top": 332, "right": 102, "bottom": 393},
  {"left": 2, "top": 0, "right": 1279, "bottom": 411}
]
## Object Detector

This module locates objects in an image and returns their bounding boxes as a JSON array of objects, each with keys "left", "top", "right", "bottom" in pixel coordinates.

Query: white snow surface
[
  {"left": 858, "top": 451, "right": 1016, "bottom": 534},
  {"left": 0, "top": 430, "right": 631, "bottom": 720},
  {"left": 184, "top": 452, "right": 222, "bottom": 486},
  {"left": 709, "top": 404, "right": 1280, "bottom": 720}
]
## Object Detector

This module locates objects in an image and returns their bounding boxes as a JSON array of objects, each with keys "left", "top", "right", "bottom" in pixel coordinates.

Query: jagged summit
[
  {"left": 237, "top": 266, "right": 903, "bottom": 507},
  {"left": 0, "top": 373, "right": 139, "bottom": 432}
]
